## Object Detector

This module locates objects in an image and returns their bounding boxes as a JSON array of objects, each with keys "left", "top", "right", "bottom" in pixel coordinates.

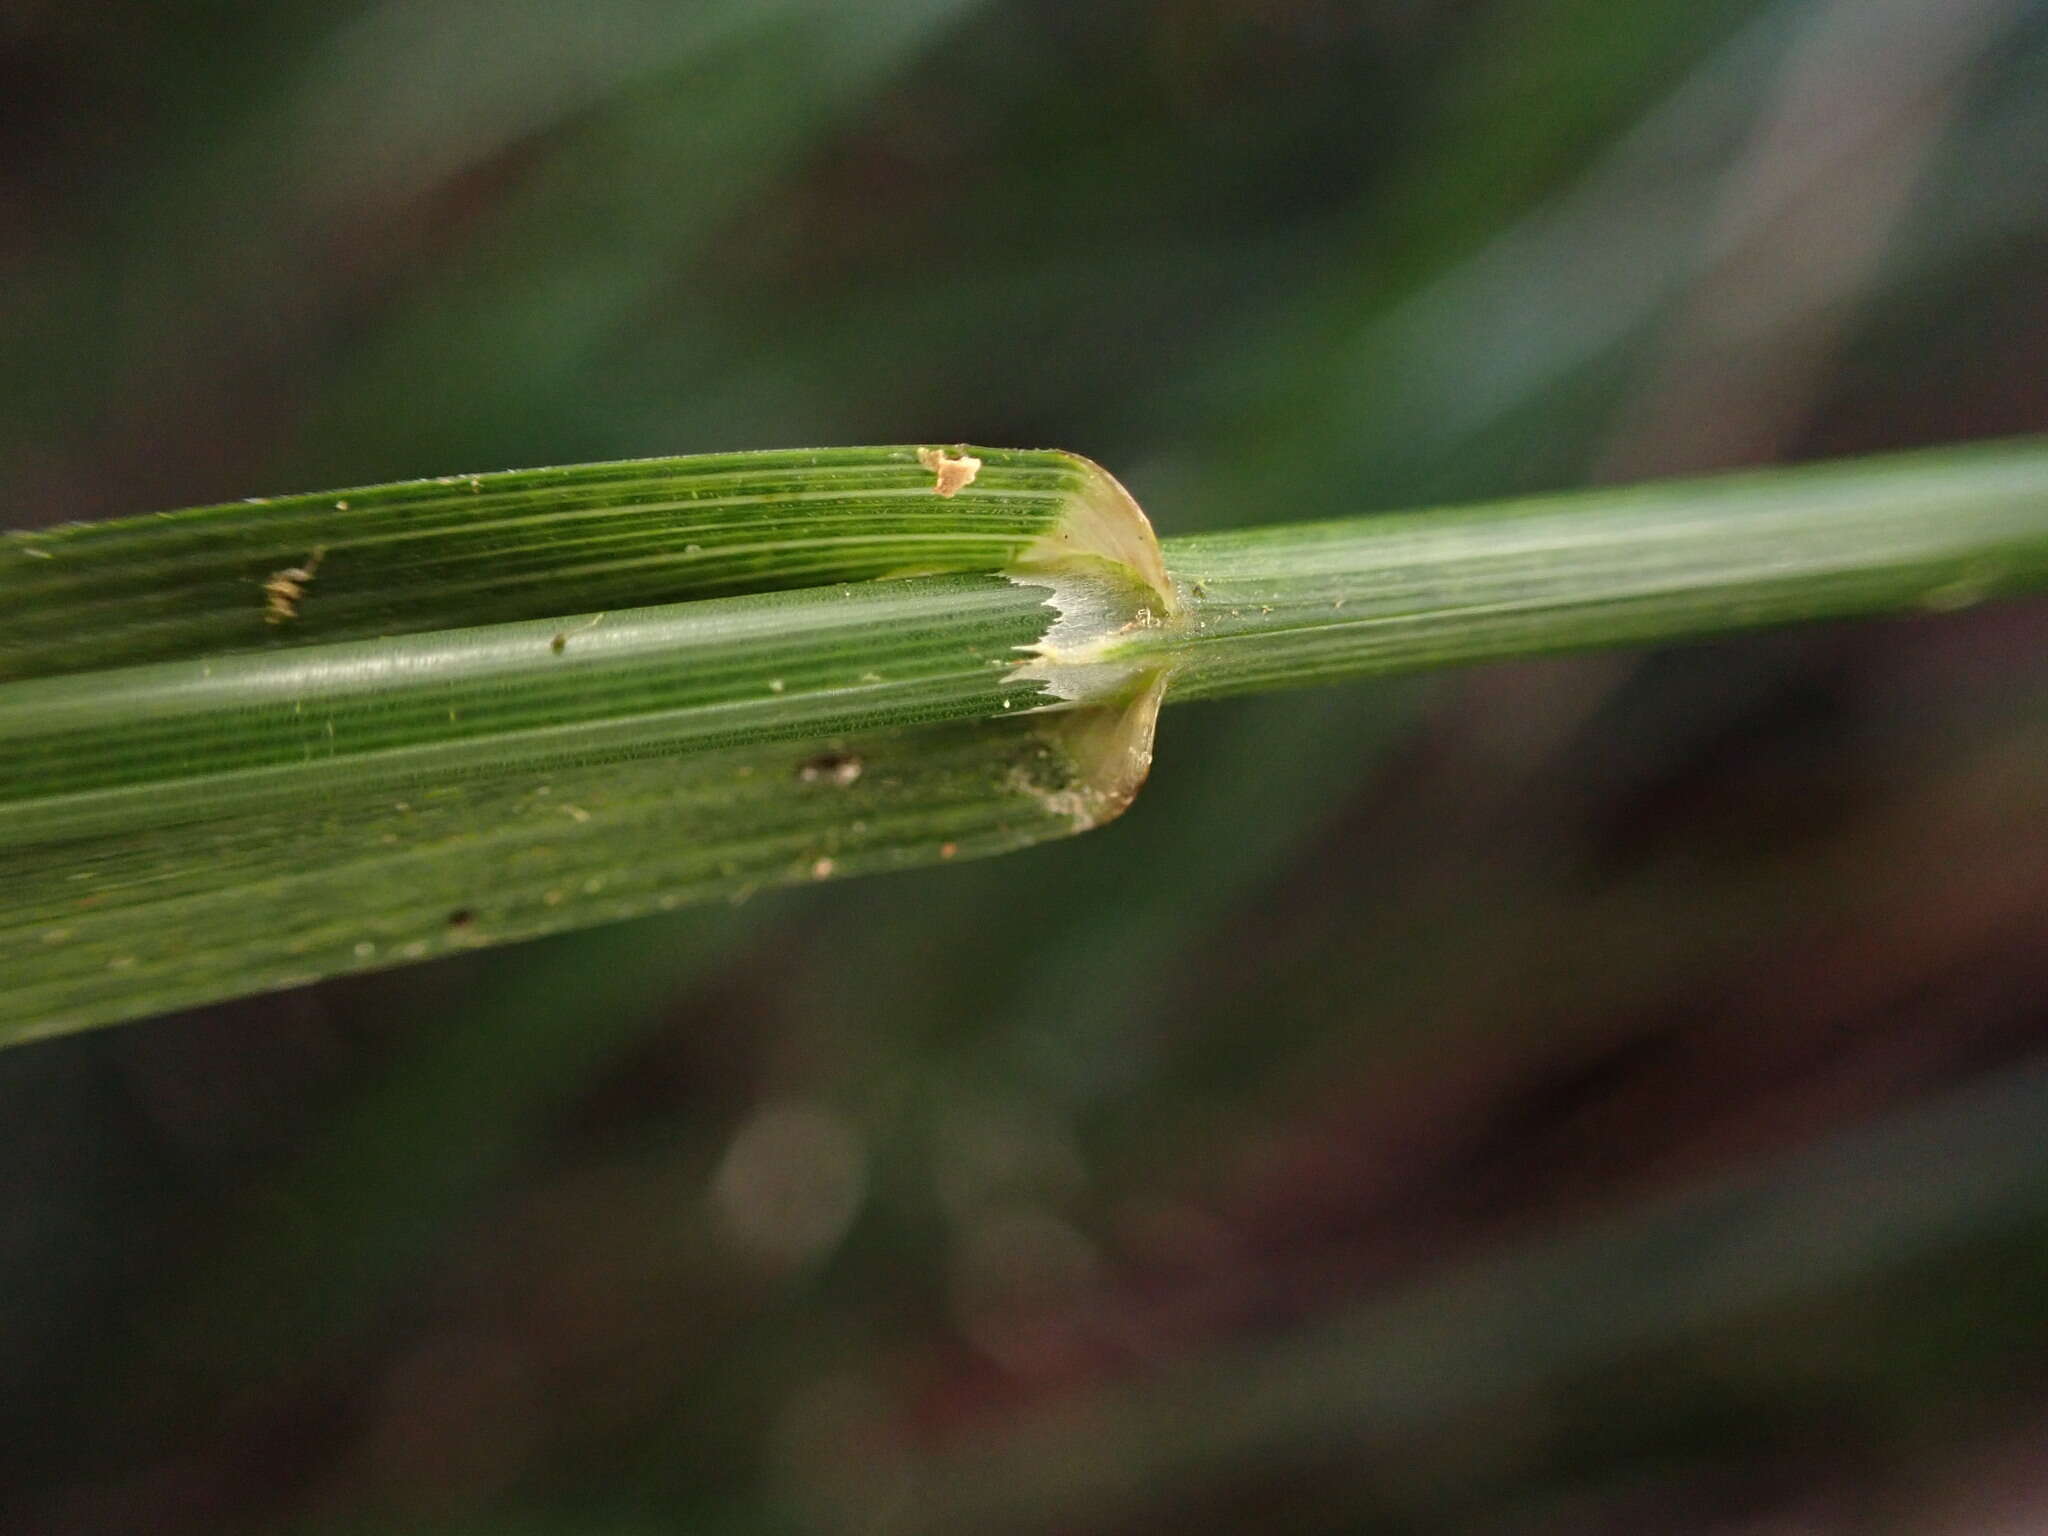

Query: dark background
[{"left": 5, "top": 1, "right": 2048, "bottom": 1531}]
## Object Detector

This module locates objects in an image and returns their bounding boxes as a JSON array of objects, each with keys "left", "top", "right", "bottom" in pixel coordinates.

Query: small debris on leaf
[
  {"left": 263, "top": 548, "right": 326, "bottom": 625},
  {"left": 550, "top": 613, "right": 605, "bottom": 653},
  {"left": 917, "top": 446, "right": 983, "bottom": 498},
  {"left": 798, "top": 752, "right": 864, "bottom": 788}
]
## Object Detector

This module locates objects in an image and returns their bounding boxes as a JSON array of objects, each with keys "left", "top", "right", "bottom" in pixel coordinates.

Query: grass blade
[
  {"left": 0, "top": 445, "right": 1161, "bottom": 679},
  {"left": 0, "top": 573, "right": 1120, "bottom": 846},
  {"left": 4, "top": 437, "right": 2045, "bottom": 1041},
  {"left": 0, "top": 696, "right": 1163, "bottom": 1045},
  {"left": 1, "top": 445, "right": 1171, "bottom": 1041}
]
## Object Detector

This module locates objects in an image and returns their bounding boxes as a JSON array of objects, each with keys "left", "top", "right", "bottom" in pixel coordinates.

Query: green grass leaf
[
  {"left": 0, "top": 706, "right": 1157, "bottom": 1046},
  {"left": 4, "top": 437, "right": 2045, "bottom": 1043},
  {"left": 2, "top": 445, "right": 1169, "bottom": 1043},
  {"left": 1, "top": 445, "right": 1158, "bottom": 678}
]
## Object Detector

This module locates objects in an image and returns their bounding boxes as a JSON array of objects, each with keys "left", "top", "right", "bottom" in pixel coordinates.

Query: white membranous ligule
[
  {"left": 1002, "top": 453, "right": 1179, "bottom": 831},
  {"left": 1010, "top": 453, "right": 1174, "bottom": 615}
]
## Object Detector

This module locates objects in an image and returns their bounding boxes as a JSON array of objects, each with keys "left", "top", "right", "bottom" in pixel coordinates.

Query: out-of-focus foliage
[{"left": 3, "top": 1, "right": 2047, "bottom": 1531}]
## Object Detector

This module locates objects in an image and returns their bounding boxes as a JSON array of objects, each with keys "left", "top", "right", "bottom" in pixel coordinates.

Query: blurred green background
[{"left": 5, "top": 1, "right": 2048, "bottom": 1531}]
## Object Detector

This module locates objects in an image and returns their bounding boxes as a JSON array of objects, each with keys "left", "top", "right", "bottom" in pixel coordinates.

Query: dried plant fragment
[
  {"left": 263, "top": 549, "right": 326, "bottom": 626},
  {"left": 917, "top": 446, "right": 982, "bottom": 498}
]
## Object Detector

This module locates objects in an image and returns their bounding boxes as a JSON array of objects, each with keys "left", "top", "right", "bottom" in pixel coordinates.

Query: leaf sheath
[{"left": 1145, "top": 439, "right": 2048, "bottom": 699}]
